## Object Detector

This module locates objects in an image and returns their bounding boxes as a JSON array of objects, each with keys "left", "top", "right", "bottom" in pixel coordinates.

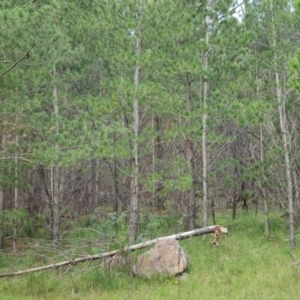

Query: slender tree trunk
[
  {"left": 186, "top": 138, "right": 196, "bottom": 230},
  {"left": 211, "top": 196, "right": 216, "bottom": 225},
  {"left": 121, "top": 175, "right": 128, "bottom": 212},
  {"left": 202, "top": 14, "right": 209, "bottom": 227},
  {"left": 112, "top": 164, "right": 119, "bottom": 214},
  {"left": 0, "top": 121, "right": 6, "bottom": 250},
  {"left": 260, "top": 125, "right": 270, "bottom": 236},
  {"left": 152, "top": 116, "right": 164, "bottom": 211},
  {"left": 88, "top": 160, "right": 93, "bottom": 213},
  {"left": 52, "top": 62, "right": 61, "bottom": 248},
  {"left": 293, "top": 170, "right": 300, "bottom": 212},
  {"left": 113, "top": 133, "right": 119, "bottom": 213},
  {"left": 129, "top": 7, "right": 142, "bottom": 243},
  {"left": 270, "top": 0, "right": 294, "bottom": 246},
  {"left": 13, "top": 138, "right": 18, "bottom": 253},
  {"left": 52, "top": 165, "right": 60, "bottom": 248},
  {"left": 277, "top": 82, "right": 294, "bottom": 246},
  {"left": 95, "top": 159, "right": 100, "bottom": 210},
  {"left": 0, "top": 183, "right": 4, "bottom": 250},
  {"left": 232, "top": 181, "right": 238, "bottom": 220},
  {"left": 70, "top": 171, "right": 76, "bottom": 215},
  {"left": 185, "top": 78, "right": 196, "bottom": 230},
  {"left": 255, "top": 66, "right": 270, "bottom": 235},
  {"left": 152, "top": 116, "right": 156, "bottom": 209}
]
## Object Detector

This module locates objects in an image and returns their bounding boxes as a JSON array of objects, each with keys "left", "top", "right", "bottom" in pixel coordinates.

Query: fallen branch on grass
[{"left": 0, "top": 225, "right": 227, "bottom": 278}]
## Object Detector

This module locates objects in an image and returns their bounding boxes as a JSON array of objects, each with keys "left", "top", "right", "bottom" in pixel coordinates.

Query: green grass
[{"left": 0, "top": 210, "right": 300, "bottom": 299}]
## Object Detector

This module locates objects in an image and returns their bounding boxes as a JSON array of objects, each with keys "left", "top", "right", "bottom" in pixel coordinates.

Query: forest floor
[{"left": 0, "top": 210, "right": 300, "bottom": 299}]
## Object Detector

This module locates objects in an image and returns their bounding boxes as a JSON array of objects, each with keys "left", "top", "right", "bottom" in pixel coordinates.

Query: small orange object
[{"left": 212, "top": 226, "right": 221, "bottom": 247}]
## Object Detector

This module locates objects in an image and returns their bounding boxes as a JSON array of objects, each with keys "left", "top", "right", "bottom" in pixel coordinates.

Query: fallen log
[{"left": 0, "top": 225, "right": 227, "bottom": 278}]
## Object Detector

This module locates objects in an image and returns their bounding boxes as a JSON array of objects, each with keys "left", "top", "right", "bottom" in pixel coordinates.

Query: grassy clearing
[{"left": 0, "top": 210, "right": 300, "bottom": 299}]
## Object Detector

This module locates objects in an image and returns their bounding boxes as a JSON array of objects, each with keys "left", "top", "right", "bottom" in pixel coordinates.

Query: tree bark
[
  {"left": 0, "top": 120, "right": 6, "bottom": 250},
  {"left": 52, "top": 165, "right": 60, "bottom": 248},
  {"left": 152, "top": 116, "right": 164, "bottom": 211},
  {"left": 52, "top": 62, "right": 61, "bottom": 248},
  {"left": 186, "top": 140, "right": 196, "bottom": 230},
  {"left": 129, "top": 7, "right": 142, "bottom": 243},
  {"left": 186, "top": 78, "right": 196, "bottom": 230},
  {"left": 88, "top": 160, "right": 93, "bottom": 214},
  {"left": 260, "top": 125, "right": 270, "bottom": 236},
  {"left": 202, "top": 13, "right": 209, "bottom": 227},
  {"left": 293, "top": 170, "right": 300, "bottom": 212},
  {"left": 255, "top": 61, "right": 270, "bottom": 235},
  {"left": 13, "top": 138, "right": 18, "bottom": 253},
  {"left": 95, "top": 159, "right": 100, "bottom": 210},
  {"left": 112, "top": 133, "right": 119, "bottom": 213},
  {"left": 270, "top": 0, "right": 294, "bottom": 246},
  {"left": 0, "top": 183, "right": 4, "bottom": 250}
]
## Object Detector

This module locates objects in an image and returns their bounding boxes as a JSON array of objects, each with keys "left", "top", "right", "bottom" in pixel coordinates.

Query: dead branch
[
  {"left": 0, "top": 225, "right": 227, "bottom": 278},
  {"left": 0, "top": 46, "right": 35, "bottom": 78}
]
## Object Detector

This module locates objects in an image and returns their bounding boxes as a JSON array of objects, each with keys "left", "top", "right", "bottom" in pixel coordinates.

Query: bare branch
[
  {"left": 0, "top": 225, "right": 228, "bottom": 278},
  {"left": 0, "top": 46, "right": 35, "bottom": 78}
]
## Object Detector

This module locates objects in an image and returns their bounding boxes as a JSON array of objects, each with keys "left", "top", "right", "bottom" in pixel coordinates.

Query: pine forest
[{"left": 1, "top": 1, "right": 300, "bottom": 298}]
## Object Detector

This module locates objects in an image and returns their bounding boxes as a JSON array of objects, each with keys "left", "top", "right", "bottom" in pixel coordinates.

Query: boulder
[{"left": 132, "top": 238, "right": 188, "bottom": 277}]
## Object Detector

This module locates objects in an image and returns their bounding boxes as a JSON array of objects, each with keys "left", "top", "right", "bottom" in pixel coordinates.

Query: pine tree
[{"left": 244, "top": 0, "right": 300, "bottom": 245}]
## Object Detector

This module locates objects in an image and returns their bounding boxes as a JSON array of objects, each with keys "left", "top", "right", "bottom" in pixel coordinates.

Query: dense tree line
[{"left": 1, "top": 0, "right": 300, "bottom": 247}]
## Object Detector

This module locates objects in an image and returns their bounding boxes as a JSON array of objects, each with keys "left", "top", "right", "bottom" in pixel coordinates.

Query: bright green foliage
[
  {"left": 0, "top": 1, "right": 113, "bottom": 169},
  {"left": 0, "top": 208, "right": 28, "bottom": 236},
  {"left": 0, "top": 0, "right": 300, "bottom": 244}
]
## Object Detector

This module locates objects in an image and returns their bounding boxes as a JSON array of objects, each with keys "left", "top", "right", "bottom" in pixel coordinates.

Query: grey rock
[{"left": 132, "top": 238, "right": 188, "bottom": 277}]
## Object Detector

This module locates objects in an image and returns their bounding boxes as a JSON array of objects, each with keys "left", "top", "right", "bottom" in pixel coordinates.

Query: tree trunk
[
  {"left": 52, "top": 165, "right": 60, "bottom": 248},
  {"left": 232, "top": 190, "right": 238, "bottom": 221},
  {"left": 185, "top": 76, "right": 196, "bottom": 230},
  {"left": 95, "top": 159, "right": 100, "bottom": 210},
  {"left": 0, "top": 183, "right": 4, "bottom": 250},
  {"left": 260, "top": 125, "right": 270, "bottom": 236},
  {"left": 52, "top": 62, "right": 61, "bottom": 248},
  {"left": 113, "top": 133, "right": 119, "bottom": 213},
  {"left": 293, "top": 170, "right": 300, "bottom": 212},
  {"left": 129, "top": 7, "right": 142, "bottom": 243},
  {"left": 13, "top": 140, "right": 18, "bottom": 253},
  {"left": 88, "top": 160, "right": 93, "bottom": 214},
  {"left": 255, "top": 64, "right": 270, "bottom": 235},
  {"left": 270, "top": 0, "right": 294, "bottom": 246},
  {"left": 152, "top": 116, "right": 164, "bottom": 211},
  {"left": 0, "top": 120, "right": 6, "bottom": 250},
  {"left": 202, "top": 14, "right": 209, "bottom": 227},
  {"left": 186, "top": 138, "right": 196, "bottom": 230}
]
